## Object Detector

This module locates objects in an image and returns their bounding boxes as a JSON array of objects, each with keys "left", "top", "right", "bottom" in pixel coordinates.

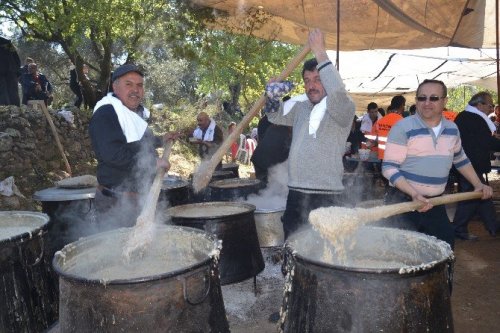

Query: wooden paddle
[
  {"left": 123, "top": 139, "right": 174, "bottom": 260},
  {"left": 29, "top": 100, "right": 72, "bottom": 175},
  {"left": 310, "top": 191, "right": 484, "bottom": 242},
  {"left": 191, "top": 45, "right": 311, "bottom": 193}
]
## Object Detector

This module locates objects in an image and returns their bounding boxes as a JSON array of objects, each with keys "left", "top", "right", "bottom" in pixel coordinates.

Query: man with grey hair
[
  {"left": 452, "top": 91, "right": 500, "bottom": 240},
  {"left": 89, "top": 63, "right": 173, "bottom": 230}
]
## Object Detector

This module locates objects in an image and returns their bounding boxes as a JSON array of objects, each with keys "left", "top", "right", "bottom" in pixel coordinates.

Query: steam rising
[
  {"left": 49, "top": 139, "right": 170, "bottom": 261},
  {"left": 245, "top": 161, "right": 288, "bottom": 210}
]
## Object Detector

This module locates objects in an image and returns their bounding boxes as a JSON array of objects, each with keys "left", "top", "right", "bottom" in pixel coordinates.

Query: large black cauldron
[
  {"left": 188, "top": 170, "right": 236, "bottom": 203},
  {"left": 53, "top": 226, "right": 229, "bottom": 332},
  {"left": 167, "top": 202, "right": 265, "bottom": 284},
  {"left": 161, "top": 175, "right": 189, "bottom": 206},
  {"left": 32, "top": 186, "right": 96, "bottom": 260},
  {"left": 0, "top": 211, "right": 58, "bottom": 333},
  {"left": 281, "top": 226, "right": 454, "bottom": 332},
  {"left": 209, "top": 178, "right": 263, "bottom": 201}
]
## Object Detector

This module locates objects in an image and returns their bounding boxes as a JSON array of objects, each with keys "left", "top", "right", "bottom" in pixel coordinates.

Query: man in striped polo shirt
[{"left": 382, "top": 79, "right": 492, "bottom": 248}]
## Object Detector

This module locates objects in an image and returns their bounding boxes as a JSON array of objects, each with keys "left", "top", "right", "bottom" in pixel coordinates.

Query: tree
[
  {"left": 192, "top": 8, "right": 302, "bottom": 116},
  {"left": 0, "top": 0, "right": 207, "bottom": 108}
]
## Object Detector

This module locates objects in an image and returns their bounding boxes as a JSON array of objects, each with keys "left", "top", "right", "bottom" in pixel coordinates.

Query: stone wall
[{"left": 0, "top": 105, "right": 96, "bottom": 210}]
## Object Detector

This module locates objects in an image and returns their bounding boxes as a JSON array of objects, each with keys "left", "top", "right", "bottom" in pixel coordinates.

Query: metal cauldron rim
[
  {"left": 162, "top": 177, "right": 189, "bottom": 190},
  {"left": 52, "top": 225, "right": 218, "bottom": 286},
  {"left": 255, "top": 207, "right": 286, "bottom": 214},
  {"left": 286, "top": 226, "right": 453, "bottom": 275},
  {"left": 0, "top": 211, "right": 49, "bottom": 245},
  {"left": 167, "top": 201, "right": 256, "bottom": 220},
  {"left": 209, "top": 178, "right": 261, "bottom": 188}
]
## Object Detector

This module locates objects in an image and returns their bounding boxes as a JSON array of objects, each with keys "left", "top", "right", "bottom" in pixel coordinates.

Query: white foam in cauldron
[
  {"left": 0, "top": 211, "right": 48, "bottom": 241},
  {"left": 54, "top": 226, "right": 220, "bottom": 282},
  {"left": 288, "top": 226, "right": 453, "bottom": 273}
]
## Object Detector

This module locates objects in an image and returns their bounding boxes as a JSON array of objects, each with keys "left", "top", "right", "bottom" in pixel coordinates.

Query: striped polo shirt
[{"left": 382, "top": 114, "right": 470, "bottom": 196}]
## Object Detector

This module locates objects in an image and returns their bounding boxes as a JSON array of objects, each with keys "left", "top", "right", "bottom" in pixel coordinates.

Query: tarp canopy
[
  {"left": 191, "top": 0, "right": 498, "bottom": 50},
  {"left": 329, "top": 47, "right": 498, "bottom": 111},
  {"left": 191, "top": 0, "right": 499, "bottom": 111}
]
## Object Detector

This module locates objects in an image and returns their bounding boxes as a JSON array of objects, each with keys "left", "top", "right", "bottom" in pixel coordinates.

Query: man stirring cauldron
[
  {"left": 382, "top": 79, "right": 492, "bottom": 248},
  {"left": 264, "top": 29, "right": 355, "bottom": 239},
  {"left": 89, "top": 64, "right": 175, "bottom": 230}
]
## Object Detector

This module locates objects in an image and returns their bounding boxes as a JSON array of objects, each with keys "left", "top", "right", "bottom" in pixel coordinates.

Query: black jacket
[
  {"left": 455, "top": 111, "right": 500, "bottom": 174},
  {"left": 89, "top": 103, "right": 161, "bottom": 192}
]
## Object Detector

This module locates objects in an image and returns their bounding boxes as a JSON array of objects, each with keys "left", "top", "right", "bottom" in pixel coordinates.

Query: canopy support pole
[
  {"left": 336, "top": 0, "right": 340, "bottom": 70},
  {"left": 496, "top": 0, "right": 499, "bottom": 104}
]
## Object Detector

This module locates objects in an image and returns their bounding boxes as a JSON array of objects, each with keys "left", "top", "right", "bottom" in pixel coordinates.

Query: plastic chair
[
  {"left": 236, "top": 134, "right": 249, "bottom": 164},
  {"left": 246, "top": 138, "right": 257, "bottom": 164}
]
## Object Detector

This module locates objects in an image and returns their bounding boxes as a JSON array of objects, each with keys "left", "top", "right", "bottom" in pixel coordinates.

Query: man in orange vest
[
  {"left": 443, "top": 108, "right": 457, "bottom": 121},
  {"left": 368, "top": 95, "right": 405, "bottom": 160}
]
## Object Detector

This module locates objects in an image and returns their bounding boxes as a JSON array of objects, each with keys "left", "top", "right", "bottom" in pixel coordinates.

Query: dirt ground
[{"left": 222, "top": 170, "right": 500, "bottom": 333}]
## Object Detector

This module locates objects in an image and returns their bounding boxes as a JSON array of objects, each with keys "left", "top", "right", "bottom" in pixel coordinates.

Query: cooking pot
[
  {"left": 32, "top": 186, "right": 96, "bottom": 260},
  {"left": 53, "top": 225, "right": 229, "bottom": 332},
  {"left": 0, "top": 211, "right": 58, "bottom": 333},
  {"left": 188, "top": 170, "right": 236, "bottom": 203},
  {"left": 161, "top": 175, "right": 189, "bottom": 206},
  {"left": 209, "top": 178, "right": 263, "bottom": 201},
  {"left": 221, "top": 162, "right": 240, "bottom": 178},
  {"left": 280, "top": 226, "right": 454, "bottom": 332},
  {"left": 167, "top": 202, "right": 265, "bottom": 285},
  {"left": 254, "top": 207, "right": 285, "bottom": 247}
]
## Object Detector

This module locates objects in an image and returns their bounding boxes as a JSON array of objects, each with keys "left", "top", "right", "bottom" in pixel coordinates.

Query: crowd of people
[{"left": 2, "top": 31, "right": 498, "bottom": 247}]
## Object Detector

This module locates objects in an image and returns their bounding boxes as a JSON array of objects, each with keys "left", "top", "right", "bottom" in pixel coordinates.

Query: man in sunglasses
[
  {"left": 382, "top": 79, "right": 492, "bottom": 248},
  {"left": 452, "top": 92, "right": 500, "bottom": 240}
]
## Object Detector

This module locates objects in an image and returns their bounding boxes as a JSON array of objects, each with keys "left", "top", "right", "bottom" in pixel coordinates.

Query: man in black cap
[{"left": 89, "top": 63, "right": 175, "bottom": 231}]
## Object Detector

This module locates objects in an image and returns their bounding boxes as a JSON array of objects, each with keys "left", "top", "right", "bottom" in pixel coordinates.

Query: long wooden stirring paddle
[
  {"left": 310, "top": 191, "right": 483, "bottom": 243},
  {"left": 191, "top": 45, "right": 311, "bottom": 193},
  {"left": 123, "top": 139, "right": 174, "bottom": 260}
]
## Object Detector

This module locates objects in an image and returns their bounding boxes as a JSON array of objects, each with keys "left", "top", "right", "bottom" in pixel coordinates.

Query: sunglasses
[
  {"left": 481, "top": 102, "right": 495, "bottom": 108},
  {"left": 416, "top": 96, "right": 445, "bottom": 102}
]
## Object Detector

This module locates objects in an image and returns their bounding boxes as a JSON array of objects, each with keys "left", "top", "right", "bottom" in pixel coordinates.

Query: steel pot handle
[
  {"left": 26, "top": 236, "right": 45, "bottom": 266},
  {"left": 84, "top": 198, "right": 93, "bottom": 214},
  {"left": 179, "top": 268, "right": 211, "bottom": 305}
]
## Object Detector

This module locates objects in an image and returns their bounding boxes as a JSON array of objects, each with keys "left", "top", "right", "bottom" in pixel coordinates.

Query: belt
[{"left": 97, "top": 185, "right": 138, "bottom": 198}]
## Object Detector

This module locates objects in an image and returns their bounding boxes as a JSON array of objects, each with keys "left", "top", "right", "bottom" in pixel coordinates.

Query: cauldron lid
[
  {"left": 33, "top": 186, "right": 96, "bottom": 201},
  {"left": 0, "top": 211, "right": 49, "bottom": 242}
]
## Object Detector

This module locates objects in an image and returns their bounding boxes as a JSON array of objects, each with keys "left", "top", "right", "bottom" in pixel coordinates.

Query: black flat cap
[{"left": 112, "top": 64, "right": 144, "bottom": 82}]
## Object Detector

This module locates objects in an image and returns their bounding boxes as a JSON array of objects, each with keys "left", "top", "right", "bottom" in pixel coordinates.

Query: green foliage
[
  {"left": 0, "top": 0, "right": 208, "bottom": 101},
  {"left": 447, "top": 85, "right": 498, "bottom": 112},
  {"left": 193, "top": 8, "right": 303, "bottom": 112},
  {"left": 1, "top": 1, "right": 307, "bottom": 119}
]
